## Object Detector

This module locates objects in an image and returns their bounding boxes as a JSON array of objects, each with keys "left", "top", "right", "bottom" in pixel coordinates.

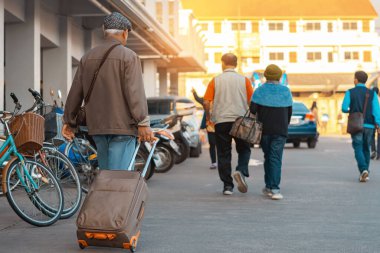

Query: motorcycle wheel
[
  {"left": 135, "top": 149, "right": 154, "bottom": 180},
  {"left": 175, "top": 139, "right": 190, "bottom": 164},
  {"left": 154, "top": 144, "right": 176, "bottom": 173}
]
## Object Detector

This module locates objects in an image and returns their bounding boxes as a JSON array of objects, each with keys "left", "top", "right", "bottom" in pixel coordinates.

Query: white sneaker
[
  {"left": 359, "top": 170, "right": 369, "bottom": 183},
  {"left": 262, "top": 187, "right": 273, "bottom": 197},
  {"left": 271, "top": 192, "right": 283, "bottom": 200}
]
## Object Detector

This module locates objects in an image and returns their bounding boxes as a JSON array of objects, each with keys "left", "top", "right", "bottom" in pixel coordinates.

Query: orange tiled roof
[{"left": 181, "top": 0, "right": 377, "bottom": 19}]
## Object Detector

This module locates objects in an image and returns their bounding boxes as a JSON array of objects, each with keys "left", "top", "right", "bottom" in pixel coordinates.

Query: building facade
[
  {"left": 0, "top": 0, "right": 205, "bottom": 112},
  {"left": 182, "top": 0, "right": 380, "bottom": 133}
]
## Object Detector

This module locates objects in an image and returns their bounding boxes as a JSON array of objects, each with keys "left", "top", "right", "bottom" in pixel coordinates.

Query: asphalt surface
[{"left": 0, "top": 137, "right": 380, "bottom": 253}]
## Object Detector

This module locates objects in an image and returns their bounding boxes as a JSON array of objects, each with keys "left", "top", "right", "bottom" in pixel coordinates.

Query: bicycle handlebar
[
  {"left": 28, "top": 88, "right": 41, "bottom": 99},
  {"left": 10, "top": 93, "right": 18, "bottom": 104}
]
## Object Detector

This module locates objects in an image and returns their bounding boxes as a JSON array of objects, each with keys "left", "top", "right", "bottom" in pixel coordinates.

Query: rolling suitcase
[{"left": 76, "top": 140, "right": 158, "bottom": 252}]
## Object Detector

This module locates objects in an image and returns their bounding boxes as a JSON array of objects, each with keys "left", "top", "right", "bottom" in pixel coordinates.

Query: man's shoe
[
  {"left": 262, "top": 187, "right": 273, "bottom": 197},
  {"left": 359, "top": 170, "right": 369, "bottom": 183},
  {"left": 271, "top": 191, "right": 283, "bottom": 200},
  {"left": 210, "top": 163, "right": 217, "bottom": 170},
  {"left": 223, "top": 187, "right": 233, "bottom": 195},
  {"left": 233, "top": 171, "right": 248, "bottom": 193},
  {"left": 371, "top": 151, "right": 377, "bottom": 160}
]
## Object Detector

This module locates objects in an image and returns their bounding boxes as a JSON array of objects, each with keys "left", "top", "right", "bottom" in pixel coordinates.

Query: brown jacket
[{"left": 64, "top": 38, "right": 149, "bottom": 136}]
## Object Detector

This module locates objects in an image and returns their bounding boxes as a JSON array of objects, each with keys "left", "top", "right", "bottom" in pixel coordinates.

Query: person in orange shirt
[{"left": 204, "top": 53, "right": 254, "bottom": 195}]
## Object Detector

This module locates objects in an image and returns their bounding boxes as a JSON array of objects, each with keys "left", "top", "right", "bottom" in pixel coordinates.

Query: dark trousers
[
  {"left": 208, "top": 131, "right": 217, "bottom": 164},
  {"left": 351, "top": 128, "right": 374, "bottom": 173},
  {"left": 215, "top": 122, "right": 251, "bottom": 188},
  {"left": 260, "top": 135, "right": 287, "bottom": 190}
]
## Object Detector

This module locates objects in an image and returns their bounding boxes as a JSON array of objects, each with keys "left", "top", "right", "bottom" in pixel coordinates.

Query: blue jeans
[
  {"left": 260, "top": 135, "right": 287, "bottom": 191},
  {"left": 351, "top": 128, "right": 374, "bottom": 173},
  {"left": 92, "top": 135, "right": 137, "bottom": 170}
]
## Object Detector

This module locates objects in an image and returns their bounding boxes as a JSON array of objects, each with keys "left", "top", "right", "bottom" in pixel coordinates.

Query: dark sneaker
[
  {"left": 359, "top": 170, "right": 369, "bottom": 183},
  {"left": 223, "top": 187, "right": 233, "bottom": 195},
  {"left": 371, "top": 151, "right": 377, "bottom": 160},
  {"left": 233, "top": 171, "right": 248, "bottom": 193}
]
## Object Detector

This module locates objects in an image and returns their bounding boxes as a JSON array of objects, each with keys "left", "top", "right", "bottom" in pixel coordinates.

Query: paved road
[{"left": 1, "top": 137, "right": 380, "bottom": 253}]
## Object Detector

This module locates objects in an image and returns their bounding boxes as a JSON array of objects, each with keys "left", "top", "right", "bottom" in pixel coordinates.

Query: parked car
[
  {"left": 288, "top": 102, "right": 319, "bottom": 148},
  {"left": 147, "top": 96, "right": 202, "bottom": 162}
]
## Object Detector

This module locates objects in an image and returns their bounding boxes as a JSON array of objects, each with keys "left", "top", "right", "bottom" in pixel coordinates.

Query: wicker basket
[{"left": 10, "top": 113, "right": 45, "bottom": 153}]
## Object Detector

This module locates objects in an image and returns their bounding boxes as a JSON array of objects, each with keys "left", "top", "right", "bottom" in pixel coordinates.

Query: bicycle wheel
[
  {"left": 65, "top": 139, "right": 98, "bottom": 194},
  {"left": 35, "top": 146, "right": 82, "bottom": 219},
  {"left": 3, "top": 158, "right": 64, "bottom": 227}
]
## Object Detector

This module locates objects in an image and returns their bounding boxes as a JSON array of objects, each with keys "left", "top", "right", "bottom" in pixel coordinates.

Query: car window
[
  {"left": 148, "top": 101, "right": 174, "bottom": 115},
  {"left": 293, "top": 103, "right": 309, "bottom": 113}
]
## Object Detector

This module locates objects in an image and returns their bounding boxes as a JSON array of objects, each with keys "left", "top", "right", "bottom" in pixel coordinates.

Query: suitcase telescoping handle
[{"left": 127, "top": 139, "right": 159, "bottom": 178}]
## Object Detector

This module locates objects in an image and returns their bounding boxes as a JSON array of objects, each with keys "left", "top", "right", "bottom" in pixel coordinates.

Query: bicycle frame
[{"left": 0, "top": 128, "right": 39, "bottom": 193}]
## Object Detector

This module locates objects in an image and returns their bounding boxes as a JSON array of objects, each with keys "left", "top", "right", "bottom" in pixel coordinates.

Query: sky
[{"left": 371, "top": 0, "right": 380, "bottom": 31}]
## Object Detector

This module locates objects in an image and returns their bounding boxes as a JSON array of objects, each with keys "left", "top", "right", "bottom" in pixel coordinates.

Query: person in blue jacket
[
  {"left": 250, "top": 64, "right": 293, "bottom": 200},
  {"left": 342, "top": 71, "right": 380, "bottom": 182}
]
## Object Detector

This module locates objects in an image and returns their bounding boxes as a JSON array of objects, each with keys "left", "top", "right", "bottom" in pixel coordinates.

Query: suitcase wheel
[
  {"left": 130, "top": 238, "right": 137, "bottom": 252},
  {"left": 78, "top": 240, "right": 88, "bottom": 250}
]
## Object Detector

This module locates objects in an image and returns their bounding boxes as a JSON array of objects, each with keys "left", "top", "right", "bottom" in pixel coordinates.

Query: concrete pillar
[
  {"left": 5, "top": 0, "right": 40, "bottom": 110},
  {"left": 0, "top": 0, "right": 4, "bottom": 110},
  {"left": 43, "top": 16, "right": 72, "bottom": 103},
  {"left": 158, "top": 68, "right": 168, "bottom": 96},
  {"left": 169, "top": 71, "right": 178, "bottom": 96},
  {"left": 143, "top": 60, "right": 157, "bottom": 97}
]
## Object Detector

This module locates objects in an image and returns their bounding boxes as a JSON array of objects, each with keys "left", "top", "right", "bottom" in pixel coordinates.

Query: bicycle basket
[{"left": 10, "top": 112, "right": 45, "bottom": 153}]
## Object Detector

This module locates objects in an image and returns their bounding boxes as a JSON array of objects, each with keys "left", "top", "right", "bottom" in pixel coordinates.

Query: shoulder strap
[
  {"left": 84, "top": 43, "right": 120, "bottom": 105},
  {"left": 363, "top": 90, "right": 370, "bottom": 116}
]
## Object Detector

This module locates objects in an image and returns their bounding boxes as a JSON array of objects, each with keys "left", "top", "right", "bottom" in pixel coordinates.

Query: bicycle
[
  {"left": 0, "top": 93, "right": 64, "bottom": 226},
  {"left": 26, "top": 89, "right": 82, "bottom": 217}
]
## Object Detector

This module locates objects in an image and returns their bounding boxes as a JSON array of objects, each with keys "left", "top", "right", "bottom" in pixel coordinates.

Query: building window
[
  {"left": 252, "top": 56, "right": 260, "bottom": 63},
  {"left": 214, "top": 52, "right": 222, "bottom": 64},
  {"left": 305, "top": 22, "right": 321, "bottom": 31},
  {"left": 343, "top": 22, "right": 358, "bottom": 31},
  {"left": 231, "top": 22, "right": 246, "bottom": 31},
  {"left": 344, "top": 51, "right": 359, "bottom": 60},
  {"left": 289, "top": 52, "right": 297, "bottom": 63},
  {"left": 362, "top": 20, "right": 370, "bottom": 32},
  {"left": 268, "top": 22, "right": 283, "bottom": 31},
  {"left": 289, "top": 21, "right": 297, "bottom": 33},
  {"left": 168, "top": 0, "right": 175, "bottom": 16},
  {"left": 156, "top": 1, "right": 163, "bottom": 24},
  {"left": 269, "top": 52, "right": 284, "bottom": 61},
  {"left": 205, "top": 53, "right": 209, "bottom": 62},
  {"left": 214, "top": 22, "right": 222, "bottom": 33},
  {"left": 169, "top": 18, "right": 175, "bottom": 36},
  {"left": 363, "top": 51, "right": 372, "bottom": 62},
  {"left": 241, "top": 57, "right": 249, "bottom": 66},
  {"left": 200, "top": 23, "right": 208, "bottom": 31},
  {"left": 252, "top": 22, "right": 259, "bottom": 33},
  {"left": 328, "top": 52, "right": 333, "bottom": 62},
  {"left": 307, "top": 52, "right": 322, "bottom": 62},
  {"left": 328, "top": 22, "right": 333, "bottom": 32}
]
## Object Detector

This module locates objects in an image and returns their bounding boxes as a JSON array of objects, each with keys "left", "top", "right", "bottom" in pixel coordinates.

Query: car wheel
[
  {"left": 293, "top": 141, "right": 301, "bottom": 148},
  {"left": 307, "top": 138, "right": 317, "bottom": 149}
]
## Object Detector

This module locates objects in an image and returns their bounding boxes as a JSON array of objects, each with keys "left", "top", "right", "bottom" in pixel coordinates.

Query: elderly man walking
[
  {"left": 342, "top": 71, "right": 380, "bottom": 182},
  {"left": 204, "top": 53, "right": 253, "bottom": 195},
  {"left": 62, "top": 12, "right": 154, "bottom": 170}
]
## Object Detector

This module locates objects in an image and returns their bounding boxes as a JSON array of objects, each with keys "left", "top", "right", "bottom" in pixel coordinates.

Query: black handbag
[
  {"left": 75, "top": 43, "right": 120, "bottom": 126},
  {"left": 347, "top": 90, "right": 369, "bottom": 134}
]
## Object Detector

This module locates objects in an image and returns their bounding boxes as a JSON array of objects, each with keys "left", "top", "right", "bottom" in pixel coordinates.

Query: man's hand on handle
[
  {"left": 62, "top": 124, "right": 75, "bottom": 141},
  {"left": 138, "top": 126, "right": 155, "bottom": 142}
]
